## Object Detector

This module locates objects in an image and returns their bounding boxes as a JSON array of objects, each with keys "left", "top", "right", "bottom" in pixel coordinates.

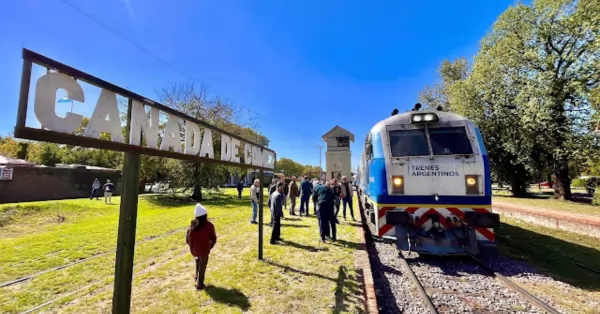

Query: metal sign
[
  {"left": 15, "top": 49, "right": 276, "bottom": 170},
  {"left": 0, "top": 167, "right": 13, "bottom": 180},
  {"left": 14, "top": 48, "right": 272, "bottom": 314}
]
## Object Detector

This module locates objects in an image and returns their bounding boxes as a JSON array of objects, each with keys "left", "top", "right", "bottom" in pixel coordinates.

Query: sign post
[
  {"left": 13, "top": 48, "right": 276, "bottom": 313},
  {"left": 258, "top": 169, "right": 264, "bottom": 260}
]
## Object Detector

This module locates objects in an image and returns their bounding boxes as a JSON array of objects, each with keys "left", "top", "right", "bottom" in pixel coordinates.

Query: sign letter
[
  {"left": 252, "top": 146, "right": 263, "bottom": 167},
  {"left": 84, "top": 89, "right": 124, "bottom": 143},
  {"left": 199, "top": 129, "right": 214, "bottom": 158},
  {"left": 221, "top": 134, "right": 232, "bottom": 161},
  {"left": 244, "top": 144, "right": 252, "bottom": 165},
  {"left": 184, "top": 120, "right": 201, "bottom": 155},
  {"left": 159, "top": 114, "right": 182, "bottom": 153},
  {"left": 34, "top": 72, "right": 84, "bottom": 134},
  {"left": 129, "top": 101, "right": 159, "bottom": 148},
  {"left": 230, "top": 138, "right": 241, "bottom": 163}
]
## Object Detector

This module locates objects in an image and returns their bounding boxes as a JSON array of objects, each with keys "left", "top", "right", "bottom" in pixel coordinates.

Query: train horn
[
  {"left": 391, "top": 109, "right": 399, "bottom": 116},
  {"left": 412, "top": 103, "right": 422, "bottom": 111}
]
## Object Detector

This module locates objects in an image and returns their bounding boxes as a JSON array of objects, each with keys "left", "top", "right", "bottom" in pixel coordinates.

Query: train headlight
[
  {"left": 465, "top": 175, "right": 480, "bottom": 194},
  {"left": 392, "top": 175, "right": 404, "bottom": 194},
  {"left": 411, "top": 112, "right": 439, "bottom": 124}
]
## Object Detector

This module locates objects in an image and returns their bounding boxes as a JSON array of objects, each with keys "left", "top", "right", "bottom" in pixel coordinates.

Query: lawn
[
  {"left": 497, "top": 217, "right": 600, "bottom": 314},
  {"left": 0, "top": 188, "right": 365, "bottom": 314},
  {"left": 492, "top": 189, "right": 600, "bottom": 217}
]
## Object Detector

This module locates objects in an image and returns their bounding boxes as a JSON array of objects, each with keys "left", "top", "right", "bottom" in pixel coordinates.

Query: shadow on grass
[
  {"left": 332, "top": 239, "right": 362, "bottom": 250},
  {"left": 280, "top": 240, "right": 329, "bottom": 252},
  {"left": 280, "top": 223, "right": 310, "bottom": 228},
  {"left": 496, "top": 222, "right": 600, "bottom": 291},
  {"left": 333, "top": 265, "right": 363, "bottom": 314},
  {"left": 264, "top": 260, "right": 335, "bottom": 281},
  {"left": 283, "top": 217, "right": 302, "bottom": 221},
  {"left": 204, "top": 285, "right": 250, "bottom": 311},
  {"left": 143, "top": 194, "right": 249, "bottom": 208}
]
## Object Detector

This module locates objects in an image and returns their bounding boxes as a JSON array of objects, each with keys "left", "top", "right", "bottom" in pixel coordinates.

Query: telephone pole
[{"left": 317, "top": 145, "right": 323, "bottom": 177}]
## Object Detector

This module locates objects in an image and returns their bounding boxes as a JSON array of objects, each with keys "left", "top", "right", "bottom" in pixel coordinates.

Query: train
[{"left": 355, "top": 104, "right": 500, "bottom": 256}]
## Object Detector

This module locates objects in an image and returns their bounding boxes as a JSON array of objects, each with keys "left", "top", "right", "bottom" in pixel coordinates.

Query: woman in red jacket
[{"left": 186, "top": 203, "right": 217, "bottom": 290}]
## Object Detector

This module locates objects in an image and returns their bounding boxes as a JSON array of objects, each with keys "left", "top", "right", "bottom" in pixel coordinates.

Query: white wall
[{"left": 325, "top": 151, "right": 352, "bottom": 181}]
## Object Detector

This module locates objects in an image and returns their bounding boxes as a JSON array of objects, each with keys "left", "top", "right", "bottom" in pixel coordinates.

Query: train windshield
[
  {"left": 428, "top": 127, "right": 473, "bottom": 155},
  {"left": 388, "top": 127, "right": 473, "bottom": 157},
  {"left": 389, "top": 129, "right": 429, "bottom": 156}
]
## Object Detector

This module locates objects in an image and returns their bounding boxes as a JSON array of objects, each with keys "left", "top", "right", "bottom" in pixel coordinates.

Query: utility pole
[{"left": 317, "top": 145, "right": 323, "bottom": 178}]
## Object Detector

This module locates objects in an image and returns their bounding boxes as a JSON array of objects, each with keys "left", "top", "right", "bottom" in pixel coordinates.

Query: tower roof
[{"left": 321, "top": 125, "right": 354, "bottom": 142}]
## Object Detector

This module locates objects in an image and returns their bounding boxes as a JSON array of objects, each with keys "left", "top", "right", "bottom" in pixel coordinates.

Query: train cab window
[
  {"left": 389, "top": 129, "right": 429, "bottom": 157},
  {"left": 428, "top": 127, "right": 473, "bottom": 155}
]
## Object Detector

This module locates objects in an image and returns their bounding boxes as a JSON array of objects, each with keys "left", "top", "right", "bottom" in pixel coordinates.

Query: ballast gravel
[{"left": 364, "top": 220, "right": 567, "bottom": 314}]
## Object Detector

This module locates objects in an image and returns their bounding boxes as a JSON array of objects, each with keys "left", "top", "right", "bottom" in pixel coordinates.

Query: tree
[
  {"left": 157, "top": 82, "right": 269, "bottom": 200},
  {"left": 276, "top": 158, "right": 304, "bottom": 177},
  {"left": 422, "top": 0, "right": 600, "bottom": 199},
  {"left": 478, "top": 0, "right": 600, "bottom": 200},
  {"left": 419, "top": 58, "right": 470, "bottom": 111},
  {"left": 0, "top": 136, "right": 19, "bottom": 158}
]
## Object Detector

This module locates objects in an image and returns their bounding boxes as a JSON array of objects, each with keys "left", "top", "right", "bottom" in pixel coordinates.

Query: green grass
[
  {"left": 0, "top": 188, "right": 365, "bottom": 314},
  {"left": 497, "top": 217, "right": 600, "bottom": 313},
  {"left": 492, "top": 190, "right": 600, "bottom": 217}
]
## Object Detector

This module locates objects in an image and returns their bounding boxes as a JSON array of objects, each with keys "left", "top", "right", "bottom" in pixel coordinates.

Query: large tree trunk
[
  {"left": 554, "top": 160, "right": 572, "bottom": 200},
  {"left": 192, "top": 185, "right": 203, "bottom": 201},
  {"left": 547, "top": 173, "right": 553, "bottom": 189},
  {"left": 510, "top": 178, "right": 528, "bottom": 198},
  {"left": 138, "top": 179, "right": 146, "bottom": 194}
]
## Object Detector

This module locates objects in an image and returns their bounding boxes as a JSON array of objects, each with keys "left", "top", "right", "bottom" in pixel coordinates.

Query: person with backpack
[
  {"left": 103, "top": 179, "right": 115, "bottom": 205},
  {"left": 186, "top": 203, "right": 217, "bottom": 290}
]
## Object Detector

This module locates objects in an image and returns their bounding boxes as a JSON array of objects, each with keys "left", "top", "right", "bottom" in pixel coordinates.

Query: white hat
[{"left": 194, "top": 203, "right": 207, "bottom": 217}]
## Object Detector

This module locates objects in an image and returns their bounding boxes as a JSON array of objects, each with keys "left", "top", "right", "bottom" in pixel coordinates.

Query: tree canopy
[{"left": 419, "top": 0, "right": 600, "bottom": 199}]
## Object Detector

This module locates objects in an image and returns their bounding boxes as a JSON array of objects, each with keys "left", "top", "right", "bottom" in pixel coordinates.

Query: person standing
[
  {"left": 288, "top": 176, "right": 300, "bottom": 215},
  {"left": 186, "top": 203, "right": 217, "bottom": 290},
  {"left": 299, "top": 176, "right": 312, "bottom": 216},
  {"left": 249, "top": 179, "right": 260, "bottom": 224},
  {"left": 236, "top": 181, "right": 244, "bottom": 200},
  {"left": 281, "top": 178, "right": 289, "bottom": 211},
  {"left": 331, "top": 178, "right": 342, "bottom": 224},
  {"left": 312, "top": 180, "right": 336, "bottom": 243},
  {"left": 268, "top": 178, "right": 280, "bottom": 226},
  {"left": 90, "top": 178, "right": 100, "bottom": 200},
  {"left": 340, "top": 176, "right": 356, "bottom": 221},
  {"left": 270, "top": 183, "right": 284, "bottom": 244},
  {"left": 103, "top": 179, "right": 114, "bottom": 205}
]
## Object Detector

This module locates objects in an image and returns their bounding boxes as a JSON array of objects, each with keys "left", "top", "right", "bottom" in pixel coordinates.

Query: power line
[{"left": 56, "top": 0, "right": 200, "bottom": 83}]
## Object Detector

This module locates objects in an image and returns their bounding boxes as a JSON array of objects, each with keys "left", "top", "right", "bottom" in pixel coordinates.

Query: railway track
[
  {"left": 358, "top": 198, "right": 564, "bottom": 313},
  {"left": 397, "top": 252, "right": 562, "bottom": 314}
]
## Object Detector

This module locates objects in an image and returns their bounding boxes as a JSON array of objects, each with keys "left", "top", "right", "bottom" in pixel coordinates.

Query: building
[
  {"left": 322, "top": 126, "right": 354, "bottom": 181},
  {"left": 0, "top": 155, "right": 121, "bottom": 203}
]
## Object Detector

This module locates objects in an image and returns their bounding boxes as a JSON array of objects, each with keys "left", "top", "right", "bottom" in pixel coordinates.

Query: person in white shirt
[
  {"left": 90, "top": 178, "right": 101, "bottom": 200},
  {"left": 249, "top": 179, "right": 260, "bottom": 224}
]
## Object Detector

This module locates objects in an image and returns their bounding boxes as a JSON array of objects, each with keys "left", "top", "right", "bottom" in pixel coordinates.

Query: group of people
[
  {"left": 258, "top": 175, "right": 356, "bottom": 244},
  {"left": 183, "top": 175, "right": 356, "bottom": 290},
  {"left": 90, "top": 178, "right": 115, "bottom": 204}
]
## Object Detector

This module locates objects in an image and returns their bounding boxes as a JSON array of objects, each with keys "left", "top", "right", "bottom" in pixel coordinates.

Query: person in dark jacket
[
  {"left": 312, "top": 181, "right": 336, "bottom": 243},
  {"left": 340, "top": 176, "right": 356, "bottom": 221},
  {"left": 331, "top": 178, "right": 342, "bottom": 224},
  {"left": 282, "top": 178, "right": 289, "bottom": 211},
  {"left": 236, "top": 181, "right": 244, "bottom": 199},
  {"left": 186, "top": 203, "right": 217, "bottom": 290},
  {"left": 270, "top": 183, "right": 284, "bottom": 244},
  {"left": 299, "top": 176, "right": 313, "bottom": 216},
  {"left": 288, "top": 176, "right": 300, "bottom": 215}
]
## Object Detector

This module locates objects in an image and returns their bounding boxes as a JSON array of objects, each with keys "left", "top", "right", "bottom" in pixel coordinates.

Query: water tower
[{"left": 322, "top": 125, "right": 354, "bottom": 181}]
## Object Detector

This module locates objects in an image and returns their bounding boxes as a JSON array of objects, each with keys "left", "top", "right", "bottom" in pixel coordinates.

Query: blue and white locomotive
[{"left": 356, "top": 104, "right": 499, "bottom": 255}]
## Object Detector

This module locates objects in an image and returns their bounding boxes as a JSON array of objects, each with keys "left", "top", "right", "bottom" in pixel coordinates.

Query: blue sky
[{"left": 0, "top": 0, "right": 517, "bottom": 169}]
